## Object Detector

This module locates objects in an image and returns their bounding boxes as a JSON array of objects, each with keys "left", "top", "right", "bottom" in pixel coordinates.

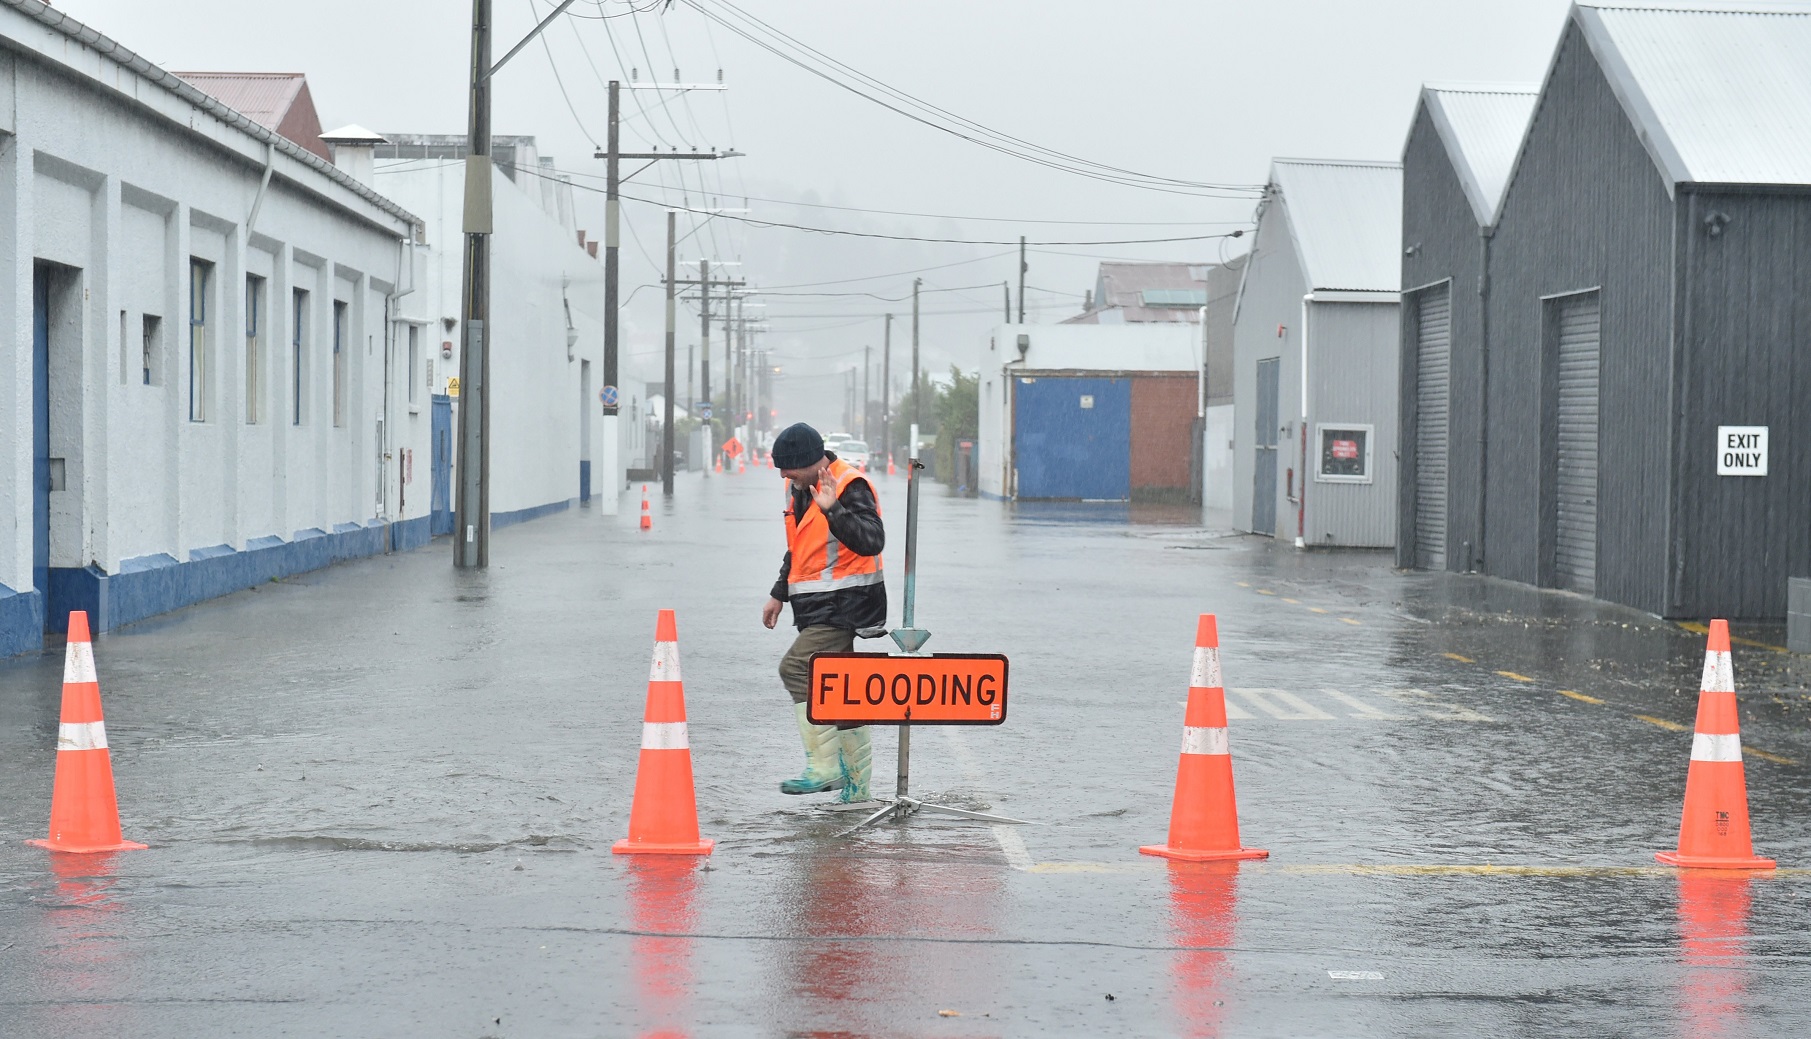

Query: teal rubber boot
[
  {"left": 835, "top": 726, "right": 874, "bottom": 803},
  {"left": 780, "top": 702, "right": 845, "bottom": 795}
]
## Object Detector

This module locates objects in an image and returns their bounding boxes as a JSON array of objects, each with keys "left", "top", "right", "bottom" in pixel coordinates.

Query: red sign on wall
[{"left": 1331, "top": 439, "right": 1359, "bottom": 460}]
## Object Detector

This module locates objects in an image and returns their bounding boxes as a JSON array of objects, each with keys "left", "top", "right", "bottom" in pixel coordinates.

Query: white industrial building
[
  {"left": 1231, "top": 158, "right": 1402, "bottom": 548},
  {"left": 978, "top": 323, "right": 1201, "bottom": 502},
  {"left": 373, "top": 134, "right": 610, "bottom": 530}
]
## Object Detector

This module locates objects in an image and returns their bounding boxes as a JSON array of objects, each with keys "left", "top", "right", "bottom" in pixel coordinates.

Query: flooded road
[{"left": 3, "top": 470, "right": 1809, "bottom": 1036}]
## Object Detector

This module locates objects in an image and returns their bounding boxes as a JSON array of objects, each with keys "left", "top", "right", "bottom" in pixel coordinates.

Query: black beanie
[{"left": 771, "top": 422, "right": 825, "bottom": 470}]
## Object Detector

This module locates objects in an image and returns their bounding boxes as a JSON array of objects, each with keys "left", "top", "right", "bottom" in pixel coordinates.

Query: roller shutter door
[
  {"left": 1554, "top": 294, "right": 1600, "bottom": 595},
  {"left": 1414, "top": 287, "right": 1451, "bottom": 571}
]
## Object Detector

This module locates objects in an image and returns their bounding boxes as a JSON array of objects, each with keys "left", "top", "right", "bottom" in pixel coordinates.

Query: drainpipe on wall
[{"left": 1297, "top": 293, "right": 1310, "bottom": 548}]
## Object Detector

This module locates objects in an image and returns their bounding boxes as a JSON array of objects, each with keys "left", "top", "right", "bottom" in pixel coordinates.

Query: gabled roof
[
  {"left": 1572, "top": 2, "right": 1811, "bottom": 188},
  {"left": 1061, "top": 261, "right": 1210, "bottom": 324},
  {"left": 1270, "top": 158, "right": 1402, "bottom": 293},
  {"left": 173, "top": 72, "right": 332, "bottom": 161},
  {"left": 1418, "top": 84, "right": 1539, "bottom": 226}
]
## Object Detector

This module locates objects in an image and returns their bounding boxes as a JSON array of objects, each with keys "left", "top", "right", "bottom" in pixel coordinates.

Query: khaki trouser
[{"left": 779, "top": 625, "right": 856, "bottom": 705}]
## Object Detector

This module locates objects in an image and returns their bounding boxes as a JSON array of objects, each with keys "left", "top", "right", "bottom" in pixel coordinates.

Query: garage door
[
  {"left": 1013, "top": 376, "right": 1131, "bottom": 500},
  {"left": 1554, "top": 293, "right": 1600, "bottom": 595},
  {"left": 1414, "top": 286, "right": 1451, "bottom": 571}
]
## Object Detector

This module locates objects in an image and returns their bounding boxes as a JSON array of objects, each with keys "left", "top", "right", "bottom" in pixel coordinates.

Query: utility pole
[
  {"left": 863, "top": 344, "right": 871, "bottom": 443},
  {"left": 455, "top": 0, "right": 492, "bottom": 567},
  {"left": 662, "top": 210, "right": 676, "bottom": 496},
  {"left": 596, "top": 75, "right": 739, "bottom": 502},
  {"left": 1018, "top": 235, "right": 1027, "bottom": 323},
  {"left": 911, "top": 278, "right": 922, "bottom": 433},
  {"left": 455, "top": 0, "right": 577, "bottom": 567},
  {"left": 1003, "top": 282, "right": 1010, "bottom": 323},
  {"left": 686, "top": 344, "right": 693, "bottom": 438},
  {"left": 699, "top": 259, "right": 711, "bottom": 474},
  {"left": 882, "top": 313, "right": 892, "bottom": 465}
]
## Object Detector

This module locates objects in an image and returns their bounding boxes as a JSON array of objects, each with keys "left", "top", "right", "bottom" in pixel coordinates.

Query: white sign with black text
[{"left": 1716, "top": 426, "right": 1768, "bottom": 477}]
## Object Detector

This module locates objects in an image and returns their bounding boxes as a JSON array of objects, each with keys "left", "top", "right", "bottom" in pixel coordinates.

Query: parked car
[
  {"left": 824, "top": 432, "right": 853, "bottom": 454},
  {"left": 839, "top": 440, "right": 870, "bottom": 472}
]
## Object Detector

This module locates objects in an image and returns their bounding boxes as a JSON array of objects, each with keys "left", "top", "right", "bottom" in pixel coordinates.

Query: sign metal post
[{"left": 833, "top": 458, "right": 1029, "bottom": 835}]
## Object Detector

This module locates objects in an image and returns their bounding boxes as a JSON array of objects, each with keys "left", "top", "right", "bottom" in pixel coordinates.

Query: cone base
[
  {"left": 26, "top": 838, "right": 148, "bottom": 853},
  {"left": 1656, "top": 850, "right": 1775, "bottom": 870},
  {"left": 612, "top": 837, "right": 715, "bottom": 856},
  {"left": 1139, "top": 843, "right": 1268, "bottom": 863}
]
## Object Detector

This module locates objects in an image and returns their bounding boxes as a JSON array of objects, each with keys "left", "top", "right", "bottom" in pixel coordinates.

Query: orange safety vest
[{"left": 785, "top": 458, "right": 883, "bottom": 596}]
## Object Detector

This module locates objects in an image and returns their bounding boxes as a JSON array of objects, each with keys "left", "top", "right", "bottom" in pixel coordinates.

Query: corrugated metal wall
[
  {"left": 1673, "top": 189, "right": 1811, "bottom": 618},
  {"left": 1231, "top": 198, "right": 1307, "bottom": 537},
  {"left": 1305, "top": 301, "right": 1401, "bottom": 548},
  {"left": 1485, "top": 20, "right": 1676, "bottom": 614},
  {"left": 1011, "top": 375, "right": 1132, "bottom": 500},
  {"left": 1131, "top": 375, "right": 1197, "bottom": 499},
  {"left": 1399, "top": 103, "right": 1487, "bottom": 572}
]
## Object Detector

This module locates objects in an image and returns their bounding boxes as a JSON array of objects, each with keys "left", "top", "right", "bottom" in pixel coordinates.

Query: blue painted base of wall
[
  {"left": 4, "top": 499, "right": 575, "bottom": 656},
  {"left": 0, "top": 584, "right": 44, "bottom": 657},
  {"left": 492, "top": 498, "right": 571, "bottom": 531}
]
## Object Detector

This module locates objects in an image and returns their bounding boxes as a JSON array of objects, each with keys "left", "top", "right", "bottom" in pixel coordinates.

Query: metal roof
[
  {"left": 1270, "top": 159, "right": 1403, "bottom": 293},
  {"left": 1140, "top": 288, "right": 1208, "bottom": 307},
  {"left": 171, "top": 71, "right": 333, "bottom": 161},
  {"left": 1061, "top": 261, "right": 1209, "bottom": 324},
  {"left": 1420, "top": 84, "right": 1538, "bottom": 226},
  {"left": 1575, "top": 2, "right": 1811, "bottom": 186}
]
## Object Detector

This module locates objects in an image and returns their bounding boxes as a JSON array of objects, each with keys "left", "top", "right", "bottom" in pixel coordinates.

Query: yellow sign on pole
[{"left": 447, "top": 376, "right": 461, "bottom": 398}]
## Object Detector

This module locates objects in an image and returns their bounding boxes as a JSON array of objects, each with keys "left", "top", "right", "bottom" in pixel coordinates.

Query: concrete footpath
[{"left": 2, "top": 469, "right": 1809, "bottom": 1037}]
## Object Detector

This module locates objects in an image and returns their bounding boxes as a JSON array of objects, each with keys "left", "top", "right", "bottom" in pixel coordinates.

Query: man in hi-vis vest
[{"left": 761, "top": 422, "right": 887, "bottom": 802}]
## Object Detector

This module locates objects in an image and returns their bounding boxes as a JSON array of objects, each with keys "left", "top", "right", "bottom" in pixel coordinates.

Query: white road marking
[
  {"left": 1230, "top": 687, "right": 1335, "bottom": 721},
  {"left": 1328, "top": 970, "right": 1384, "bottom": 980},
  {"left": 943, "top": 728, "right": 1032, "bottom": 870},
  {"left": 1321, "top": 688, "right": 1405, "bottom": 720},
  {"left": 1380, "top": 688, "right": 1495, "bottom": 722}
]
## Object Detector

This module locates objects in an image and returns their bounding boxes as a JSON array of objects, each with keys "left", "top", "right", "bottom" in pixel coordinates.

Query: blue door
[
  {"left": 32, "top": 268, "right": 51, "bottom": 624},
  {"left": 430, "top": 395, "right": 453, "bottom": 535},
  {"left": 1012, "top": 376, "right": 1131, "bottom": 500}
]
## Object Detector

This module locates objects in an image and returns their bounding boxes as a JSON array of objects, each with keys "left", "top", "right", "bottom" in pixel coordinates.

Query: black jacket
[{"left": 771, "top": 457, "right": 888, "bottom": 633}]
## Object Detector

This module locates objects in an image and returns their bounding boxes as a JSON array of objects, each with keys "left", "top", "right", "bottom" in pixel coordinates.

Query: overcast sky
[{"left": 63, "top": 0, "right": 1575, "bottom": 425}]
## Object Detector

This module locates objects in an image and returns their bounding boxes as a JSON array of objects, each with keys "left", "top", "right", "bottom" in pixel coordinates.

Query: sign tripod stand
[{"left": 831, "top": 459, "right": 1030, "bottom": 835}]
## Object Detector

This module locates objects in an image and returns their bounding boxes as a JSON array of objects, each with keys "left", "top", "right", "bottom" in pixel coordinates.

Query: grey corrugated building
[
  {"left": 1232, "top": 159, "right": 1402, "bottom": 548},
  {"left": 1420, "top": 1, "right": 1811, "bottom": 619},
  {"left": 1398, "top": 84, "right": 1537, "bottom": 573}
]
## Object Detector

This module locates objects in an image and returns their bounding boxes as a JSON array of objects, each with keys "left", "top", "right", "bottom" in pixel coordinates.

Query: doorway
[{"left": 1252, "top": 358, "right": 1279, "bottom": 534}]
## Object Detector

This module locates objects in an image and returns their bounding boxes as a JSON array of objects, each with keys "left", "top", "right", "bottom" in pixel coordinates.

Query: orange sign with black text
[{"left": 806, "top": 653, "right": 1009, "bottom": 725}]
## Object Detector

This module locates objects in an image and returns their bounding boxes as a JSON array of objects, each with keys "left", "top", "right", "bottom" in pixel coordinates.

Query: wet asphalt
[{"left": 3, "top": 467, "right": 1810, "bottom": 1037}]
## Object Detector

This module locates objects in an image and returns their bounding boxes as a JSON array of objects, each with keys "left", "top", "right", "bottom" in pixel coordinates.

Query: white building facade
[{"left": 0, "top": 3, "right": 426, "bottom": 656}]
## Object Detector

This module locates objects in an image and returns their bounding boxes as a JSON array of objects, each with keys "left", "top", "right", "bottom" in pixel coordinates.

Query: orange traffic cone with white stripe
[
  {"left": 1140, "top": 615, "right": 1267, "bottom": 862},
  {"left": 614, "top": 609, "right": 714, "bottom": 856},
  {"left": 1657, "top": 619, "right": 1775, "bottom": 869},
  {"left": 639, "top": 485, "right": 652, "bottom": 531},
  {"left": 27, "top": 612, "right": 146, "bottom": 854},
  {"left": 886, "top": 454, "right": 896, "bottom": 476}
]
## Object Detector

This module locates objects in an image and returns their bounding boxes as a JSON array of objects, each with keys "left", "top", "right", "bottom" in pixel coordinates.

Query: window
[
  {"left": 1314, "top": 423, "right": 1374, "bottom": 484},
  {"left": 142, "top": 314, "right": 161, "bottom": 386},
  {"left": 332, "top": 300, "right": 347, "bottom": 427},
  {"left": 407, "top": 325, "right": 420, "bottom": 405},
  {"left": 189, "top": 259, "right": 211, "bottom": 421},
  {"left": 245, "top": 275, "right": 264, "bottom": 423},
  {"left": 292, "top": 288, "right": 308, "bottom": 425}
]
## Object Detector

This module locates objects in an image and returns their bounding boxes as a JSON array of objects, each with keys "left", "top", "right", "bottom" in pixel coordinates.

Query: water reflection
[
  {"left": 35, "top": 852, "right": 131, "bottom": 1037},
  {"left": 1676, "top": 871, "right": 1754, "bottom": 1039},
  {"left": 1167, "top": 861, "right": 1241, "bottom": 1038},
  {"left": 624, "top": 857, "right": 702, "bottom": 1039},
  {"left": 1009, "top": 500, "right": 1204, "bottom": 528}
]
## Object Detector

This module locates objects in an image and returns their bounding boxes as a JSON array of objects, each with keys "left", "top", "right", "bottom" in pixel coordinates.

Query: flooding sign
[{"left": 807, "top": 653, "right": 1009, "bottom": 725}]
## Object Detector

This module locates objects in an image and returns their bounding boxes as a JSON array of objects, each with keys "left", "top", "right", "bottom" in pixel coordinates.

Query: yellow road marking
[
  {"left": 1339, "top": 617, "right": 1361, "bottom": 626},
  {"left": 1257, "top": 589, "right": 1276, "bottom": 596},
  {"left": 1308, "top": 607, "right": 1328, "bottom": 614},
  {"left": 1235, "top": 581, "right": 1250, "bottom": 588},
  {"left": 1282, "top": 597, "right": 1300, "bottom": 604},
  {"left": 1558, "top": 690, "right": 1604, "bottom": 704},
  {"left": 1442, "top": 653, "right": 1474, "bottom": 663},
  {"left": 1496, "top": 671, "right": 1534, "bottom": 683},
  {"left": 1636, "top": 714, "right": 1689, "bottom": 732},
  {"left": 1676, "top": 621, "right": 1787, "bottom": 653},
  {"left": 1747, "top": 747, "right": 1797, "bottom": 766}
]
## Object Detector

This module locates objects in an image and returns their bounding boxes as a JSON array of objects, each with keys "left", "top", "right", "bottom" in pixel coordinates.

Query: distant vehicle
[
  {"left": 839, "top": 440, "right": 870, "bottom": 472},
  {"left": 824, "top": 432, "right": 853, "bottom": 452}
]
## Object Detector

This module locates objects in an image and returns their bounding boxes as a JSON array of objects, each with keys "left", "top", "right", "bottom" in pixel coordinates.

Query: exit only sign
[{"left": 1717, "top": 426, "right": 1768, "bottom": 477}]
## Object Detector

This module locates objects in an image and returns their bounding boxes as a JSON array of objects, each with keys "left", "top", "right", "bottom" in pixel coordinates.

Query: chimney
[
  {"left": 319, "top": 124, "right": 388, "bottom": 187},
  {"left": 578, "top": 230, "right": 588, "bottom": 248},
  {"left": 587, "top": 241, "right": 599, "bottom": 259}
]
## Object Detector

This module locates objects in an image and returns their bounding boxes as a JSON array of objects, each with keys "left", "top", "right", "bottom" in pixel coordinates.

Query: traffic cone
[
  {"left": 1657, "top": 619, "right": 1775, "bottom": 869},
  {"left": 1140, "top": 615, "right": 1267, "bottom": 862},
  {"left": 886, "top": 454, "right": 896, "bottom": 476},
  {"left": 713, "top": 455, "right": 722, "bottom": 474},
  {"left": 27, "top": 612, "right": 147, "bottom": 854},
  {"left": 639, "top": 485, "right": 652, "bottom": 531},
  {"left": 614, "top": 609, "right": 714, "bottom": 856},
  {"left": 737, "top": 458, "right": 746, "bottom": 475}
]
